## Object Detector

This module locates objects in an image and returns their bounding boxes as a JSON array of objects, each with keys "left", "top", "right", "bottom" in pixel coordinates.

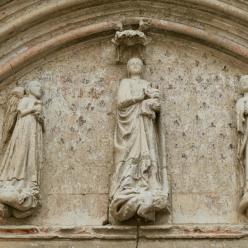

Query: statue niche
[
  {"left": 0, "top": 81, "right": 44, "bottom": 218},
  {"left": 109, "top": 57, "right": 169, "bottom": 224}
]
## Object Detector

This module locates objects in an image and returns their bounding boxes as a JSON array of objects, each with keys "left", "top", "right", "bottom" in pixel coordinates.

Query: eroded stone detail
[
  {"left": 236, "top": 75, "right": 248, "bottom": 217},
  {"left": 112, "top": 20, "right": 151, "bottom": 63},
  {"left": 0, "top": 81, "right": 44, "bottom": 218},
  {"left": 109, "top": 57, "right": 169, "bottom": 224}
]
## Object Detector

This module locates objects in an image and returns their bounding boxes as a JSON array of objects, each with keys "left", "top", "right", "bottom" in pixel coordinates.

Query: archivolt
[
  {"left": 1, "top": 0, "right": 248, "bottom": 84},
  {"left": 1, "top": 0, "right": 248, "bottom": 43}
]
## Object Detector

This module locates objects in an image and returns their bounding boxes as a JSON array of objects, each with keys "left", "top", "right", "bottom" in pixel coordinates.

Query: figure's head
[
  {"left": 11, "top": 87, "right": 24, "bottom": 98},
  {"left": 240, "top": 75, "right": 248, "bottom": 93},
  {"left": 127, "top": 57, "right": 143, "bottom": 76},
  {"left": 25, "top": 80, "right": 42, "bottom": 99}
]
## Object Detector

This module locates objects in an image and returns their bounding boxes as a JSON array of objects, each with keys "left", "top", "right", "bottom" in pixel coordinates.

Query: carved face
[
  {"left": 28, "top": 81, "right": 42, "bottom": 99},
  {"left": 127, "top": 58, "right": 143, "bottom": 75}
]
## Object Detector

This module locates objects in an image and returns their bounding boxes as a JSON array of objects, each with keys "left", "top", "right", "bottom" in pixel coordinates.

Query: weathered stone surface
[
  {"left": 1, "top": 0, "right": 248, "bottom": 246},
  {"left": 0, "top": 240, "right": 136, "bottom": 248},
  {"left": 236, "top": 75, "right": 248, "bottom": 217},
  {"left": 109, "top": 57, "right": 169, "bottom": 224},
  {"left": 0, "top": 81, "right": 43, "bottom": 219},
  {"left": 139, "top": 239, "right": 248, "bottom": 248},
  {"left": 0, "top": 35, "right": 246, "bottom": 226}
]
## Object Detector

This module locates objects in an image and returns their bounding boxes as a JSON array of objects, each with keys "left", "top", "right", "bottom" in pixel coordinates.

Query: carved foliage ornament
[{"left": 112, "top": 21, "right": 151, "bottom": 63}]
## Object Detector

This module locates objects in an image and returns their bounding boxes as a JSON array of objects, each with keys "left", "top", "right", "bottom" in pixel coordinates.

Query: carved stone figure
[
  {"left": 109, "top": 57, "right": 169, "bottom": 224},
  {"left": 0, "top": 81, "right": 44, "bottom": 218},
  {"left": 236, "top": 75, "right": 248, "bottom": 217}
]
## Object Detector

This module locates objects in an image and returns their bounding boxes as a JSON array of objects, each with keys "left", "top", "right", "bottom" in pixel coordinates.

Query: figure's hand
[
  {"left": 152, "top": 100, "right": 160, "bottom": 112},
  {"left": 141, "top": 98, "right": 160, "bottom": 119},
  {"left": 33, "top": 104, "right": 42, "bottom": 114},
  {"left": 145, "top": 88, "right": 160, "bottom": 98}
]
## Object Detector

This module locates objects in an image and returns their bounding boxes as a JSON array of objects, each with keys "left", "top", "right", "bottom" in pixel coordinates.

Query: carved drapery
[
  {"left": 0, "top": 1, "right": 248, "bottom": 244},
  {"left": 109, "top": 57, "right": 169, "bottom": 224},
  {"left": 237, "top": 75, "right": 248, "bottom": 218},
  {"left": 0, "top": 81, "right": 44, "bottom": 218}
]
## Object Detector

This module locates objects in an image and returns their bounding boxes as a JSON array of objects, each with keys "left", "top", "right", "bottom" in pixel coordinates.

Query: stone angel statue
[
  {"left": 109, "top": 57, "right": 169, "bottom": 224},
  {"left": 1, "top": 87, "right": 25, "bottom": 151},
  {"left": 0, "top": 81, "right": 44, "bottom": 218}
]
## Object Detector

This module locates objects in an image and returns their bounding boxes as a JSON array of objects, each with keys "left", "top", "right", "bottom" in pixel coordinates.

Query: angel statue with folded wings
[{"left": 0, "top": 81, "right": 44, "bottom": 218}]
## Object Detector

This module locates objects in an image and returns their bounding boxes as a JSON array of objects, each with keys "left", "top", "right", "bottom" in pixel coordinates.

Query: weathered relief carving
[
  {"left": 0, "top": 81, "right": 44, "bottom": 218},
  {"left": 236, "top": 75, "right": 248, "bottom": 218},
  {"left": 112, "top": 20, "right": 151, "bottom": 63},
  {"left": 109, "top": 57, "right": 169, "bottom": 224}
]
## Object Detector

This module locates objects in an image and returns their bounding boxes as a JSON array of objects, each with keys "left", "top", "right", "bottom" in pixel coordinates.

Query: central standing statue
[{"left": 109, "top": 57, "right": 169, "bottom": 223}]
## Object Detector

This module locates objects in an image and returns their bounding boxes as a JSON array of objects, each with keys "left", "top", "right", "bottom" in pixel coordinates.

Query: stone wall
[{"left": 0, "top": 0, "right": 248, "bottom": 247}]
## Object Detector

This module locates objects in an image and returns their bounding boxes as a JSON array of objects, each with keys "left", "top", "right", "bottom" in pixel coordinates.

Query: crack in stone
[
  {"left": 9, "top": 63, "right": 15, "bottom": 74},
  {"left": 136, "top": 218, "right": 140, "bottom": 248}
]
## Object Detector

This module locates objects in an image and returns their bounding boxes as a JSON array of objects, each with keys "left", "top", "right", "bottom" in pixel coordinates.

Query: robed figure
[
  {"left": 109, "top": 58, "right": 169, "bottom": 223},
  {"left": 0, "top": 81, "right": 44, "bottom": 218},
  {"left": 236, "top": 75, "right": 248, "bottom": 218}
]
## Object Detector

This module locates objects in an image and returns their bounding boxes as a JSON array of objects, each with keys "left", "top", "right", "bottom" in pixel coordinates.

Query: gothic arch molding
[{"left": 1, "top": 1, "right": 248, "bottom": 84}]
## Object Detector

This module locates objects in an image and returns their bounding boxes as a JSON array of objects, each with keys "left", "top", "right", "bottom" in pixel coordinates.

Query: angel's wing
[{"left": 1, "top": 87, "right": 24, "bottom": 148}]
